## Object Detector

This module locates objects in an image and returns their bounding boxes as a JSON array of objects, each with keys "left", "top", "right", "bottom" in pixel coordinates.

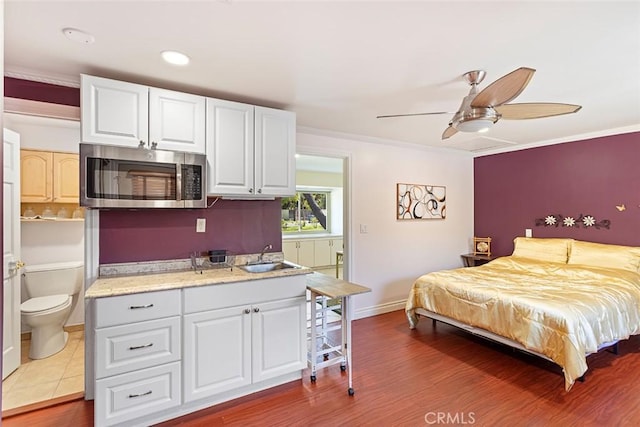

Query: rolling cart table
[{"left": 306, "top": 272, "right": 371, "bottom": 396}]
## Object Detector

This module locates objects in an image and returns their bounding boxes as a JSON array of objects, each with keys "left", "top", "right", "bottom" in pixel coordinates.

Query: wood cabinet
[
  {"left": 283, "top": 239, "right": 315, "bottom": 267},
  {"left": 206, "top": 98, "right": 296, "bottom": 197},
  {"left": 20, "top": 150, "right": 79, "bottom": 203},
  {"left": 81, "top": 74, "right": 206, "bottom": 153}
]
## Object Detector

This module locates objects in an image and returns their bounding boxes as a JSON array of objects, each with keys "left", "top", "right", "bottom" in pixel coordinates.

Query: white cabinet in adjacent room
[
  {"left": 81, "top": 74, "right": 205, "bottom": 153},
  {"left": 282, "top": 239, "right": 315, "bottom": 267},
  {"left": 206, "top": 99, "right": 296, "bottom": 197}
]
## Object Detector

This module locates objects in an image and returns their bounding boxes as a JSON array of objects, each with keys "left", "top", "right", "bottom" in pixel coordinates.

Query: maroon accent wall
[
  {"left": 99, "top": 199, "right": 283, "bottom": 264},
  {"left": 7, "top": 77, "right": 283, "bottom": 264},
  {"left": 4, "top": 77, "right": 80, "bottom": 106},
  {"left": 474, "top": 132, "right": 640, "bottom": 256}
]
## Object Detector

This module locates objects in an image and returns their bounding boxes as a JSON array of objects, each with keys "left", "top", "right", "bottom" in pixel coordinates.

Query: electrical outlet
[
  {"left": 525, "top": 228, "right": 532, "bottom": 238},
  {"left": 196, "top": 218, "right": 206, "bottom": 233},
  {"left": 360, "top": 224, "right": 368, "bottom": 234}
]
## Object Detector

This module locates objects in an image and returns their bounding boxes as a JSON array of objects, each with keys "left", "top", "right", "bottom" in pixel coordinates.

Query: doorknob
[{"left": 9, "top": 260, "right": 25, "bottom": 273}]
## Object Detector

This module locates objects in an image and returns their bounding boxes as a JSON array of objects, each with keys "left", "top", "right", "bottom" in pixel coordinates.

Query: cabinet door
[
  {"left": 206, "top": 98, "right": 254, "bottom": 196},
  {"left": 255, "top": 107, "right": 296, "bottom": 197},
  {"left": 314, "top": 239, "right": 331, "bottom": 267},
  {"left": 20, "top": 150, "right": 52, "bottom": 202},
  {"left": 149, "top": 88, "right": 206, "bottom": 153},
  {"left": 252, "top": 297, "right": 306, "bottom": 383},
  {"left": 282, "top": 240, "right": 298, "bottom": 264},
  {"left": 81, "top": 74, "right": 149, "bottom": 147},
  {"left": 183, "top": 305, "right": 251, "bottom": 402},
  {"left": 330, "top": 239, "right": 343, "bottom": 266},
  {"left": 52, "top": 152, "right": 79, "bottom": 203},
  {"left": 298, "top": 240, "right": 315, "bottom": 267}
]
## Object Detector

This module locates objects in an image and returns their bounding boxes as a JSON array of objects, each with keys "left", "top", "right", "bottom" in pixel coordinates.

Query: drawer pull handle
[
  {"left": 128, "top": 390, "right": 152, "bottom": 399},
  {"left": 129, "top": 343, "right": 154, "bottom": 350},
  {"left": 244, "top": 308, "right": 251, "bottom": 314},
  {"left": 129, "top": 304, "right": 154, "bottom": 310}
]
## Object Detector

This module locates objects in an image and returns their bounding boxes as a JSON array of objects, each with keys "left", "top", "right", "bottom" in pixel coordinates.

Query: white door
[
  {"left": 3, "top": 128, "right": 22, "bottom": 380},
  {"left": 80, "top": 74, "right": 149, "bottom": 147},
  {"left": 149, "top": 88, "right": 206, "bottom": 153},
  {"left": 205, "top": 98, "right": 254, "bottom": 196},
  {"left": 252, "top": 297, "right": 307, "bottom": 383},
  {"left": 255, "top": 106, "right": 296, "bottom": 197},
  {"left": 183, "top": 305, "right": 251, "bottom": 402}
]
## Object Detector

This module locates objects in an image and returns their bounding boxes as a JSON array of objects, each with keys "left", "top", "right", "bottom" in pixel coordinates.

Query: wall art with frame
[{"left": 397, "top": 183, "right": 446, "bottom": 220}]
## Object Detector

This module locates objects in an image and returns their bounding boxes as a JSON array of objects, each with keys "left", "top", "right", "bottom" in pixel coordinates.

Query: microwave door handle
[{"left": 176, "top": 164, "right": 183, "bottom": 202}]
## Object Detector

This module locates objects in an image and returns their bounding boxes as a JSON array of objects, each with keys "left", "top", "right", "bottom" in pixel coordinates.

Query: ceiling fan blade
[
  {"left": 471, "top": 67, "right": 536, "bottom": 108},
  {"left": 496, "top": 103, "right": 582, "bottom": 119},
  {"left": 376, "top": 111, "right": 453, "bottom": 119},
  {"left": 442, "top": 125, "right": 458, "bottom": 140}
]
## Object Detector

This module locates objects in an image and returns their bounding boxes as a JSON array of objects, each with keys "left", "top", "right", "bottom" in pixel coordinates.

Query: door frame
[{"left": 293, "top": 147, "right": 352, "bottom": 282}]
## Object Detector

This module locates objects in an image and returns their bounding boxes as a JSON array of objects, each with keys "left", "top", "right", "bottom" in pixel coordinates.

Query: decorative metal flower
[
  {"left": 563, "top": 217, "right": 576, "bottom": 227},
  {"left": 545, "top": 215, "right": 557, "bottom": 225},
  {"left": 582, "top": 215, "right": 596, "bottom": 227}
]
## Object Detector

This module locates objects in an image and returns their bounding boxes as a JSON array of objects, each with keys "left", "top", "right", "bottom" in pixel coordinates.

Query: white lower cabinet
[
  {"left": 183, "top": 276, "right": 307, "bottom": 403},
  {"left": 90, "top": 275, "right": 307, "bottom": 426}
]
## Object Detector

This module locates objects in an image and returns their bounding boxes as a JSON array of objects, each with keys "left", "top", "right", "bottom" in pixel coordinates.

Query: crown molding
[
  {"left": 4, "top": 69, "right": 80, "bottom": 88},
  {"left": 4, "top": 97, "right": 80, "bottom": 121}
]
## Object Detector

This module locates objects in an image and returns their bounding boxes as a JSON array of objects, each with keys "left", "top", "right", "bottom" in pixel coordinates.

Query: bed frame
[{"left": 413, "top": 307, "right": 619, "bottom": 380}]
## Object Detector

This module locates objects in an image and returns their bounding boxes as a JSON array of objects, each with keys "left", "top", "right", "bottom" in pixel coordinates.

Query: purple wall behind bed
[{"left": 474, "top": 132, "right": 640, "bottom": 257}]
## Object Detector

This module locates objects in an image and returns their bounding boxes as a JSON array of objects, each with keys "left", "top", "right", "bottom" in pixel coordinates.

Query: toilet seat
[{"left": 21, "top": 294, "right": 71, "bottom": 314}]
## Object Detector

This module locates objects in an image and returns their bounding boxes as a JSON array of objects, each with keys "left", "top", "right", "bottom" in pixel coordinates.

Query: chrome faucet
[{"left": 258, "top": 244, "right": 273, "bottom": 263}]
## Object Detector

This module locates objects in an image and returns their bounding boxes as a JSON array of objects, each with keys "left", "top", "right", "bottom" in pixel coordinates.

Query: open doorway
[
  {"left": 2, "top": 111, "right": 85, "bottom": 415},
  {"left": 282, "top": 153, "right": 348, "bottom": 281}
]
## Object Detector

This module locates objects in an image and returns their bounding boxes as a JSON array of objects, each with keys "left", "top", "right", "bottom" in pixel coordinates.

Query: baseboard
[
  {"left": 21, "top": 324, "right": 85, "bottom": 341},
  {"left": 353, "top": 299, "right": 406, "bottom": 320}
]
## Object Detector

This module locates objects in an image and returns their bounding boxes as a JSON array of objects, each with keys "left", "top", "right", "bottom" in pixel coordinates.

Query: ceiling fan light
[{"left": 455, "top": 119, "right": 494, "bottom": 133}]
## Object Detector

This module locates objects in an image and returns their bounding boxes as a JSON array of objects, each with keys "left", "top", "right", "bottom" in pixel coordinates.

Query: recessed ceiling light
[
  {"left": 161, "top": 50, "right": 190, "bottom": 66},
  {"left": 62, "top": 28, "right": 95, "bottom": 44}
]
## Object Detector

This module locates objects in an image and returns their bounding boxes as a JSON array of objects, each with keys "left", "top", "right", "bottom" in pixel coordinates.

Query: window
[{"left": 281, "top": 191, "right": 329, "bottom": 234}]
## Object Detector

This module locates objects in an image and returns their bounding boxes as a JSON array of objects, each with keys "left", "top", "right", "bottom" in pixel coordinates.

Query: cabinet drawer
[
  {"left": 95, "top": 362, "right": 181, "bottom": 427},
  {"left": 95, "top": 289, "right": 181, "bottom": 328},
  {"left": 184, "top": 275, "right": 306, "bottom": 314},
  {"left": 96, "top": 317, "right": 181, "bottom": 379}
]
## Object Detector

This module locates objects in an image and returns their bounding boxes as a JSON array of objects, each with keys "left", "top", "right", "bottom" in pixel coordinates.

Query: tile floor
[{"left": 2, "top": 330, "right": 84, "bottom": 411}]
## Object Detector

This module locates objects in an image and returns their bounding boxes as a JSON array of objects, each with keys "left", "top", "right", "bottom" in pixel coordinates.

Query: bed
[{"left": 405, "top": 237, "right": 640, "bottom": 391}]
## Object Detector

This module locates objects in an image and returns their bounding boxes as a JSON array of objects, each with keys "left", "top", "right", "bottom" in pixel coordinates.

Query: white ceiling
[{"left": 4, "top": 1, "right": 640, "bottom": 155}]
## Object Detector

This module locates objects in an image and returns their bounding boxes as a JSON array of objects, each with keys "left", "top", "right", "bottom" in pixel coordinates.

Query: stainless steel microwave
[{"left": 80, "top": 143, "right": 206, "bottom": 208}]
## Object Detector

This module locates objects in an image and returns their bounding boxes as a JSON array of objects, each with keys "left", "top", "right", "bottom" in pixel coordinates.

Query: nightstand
[{"left": 461, "top": 253, "right": 497, "bottom": 267}]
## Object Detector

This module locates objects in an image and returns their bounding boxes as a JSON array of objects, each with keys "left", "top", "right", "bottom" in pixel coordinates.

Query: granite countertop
[{"left": 85, "top": 255, "right": 312, "bottom": 299}]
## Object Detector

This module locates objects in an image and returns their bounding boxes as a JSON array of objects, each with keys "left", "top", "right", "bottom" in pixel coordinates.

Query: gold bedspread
[{"left": 405, "top": 257, "right": 640, "bottom": 390}]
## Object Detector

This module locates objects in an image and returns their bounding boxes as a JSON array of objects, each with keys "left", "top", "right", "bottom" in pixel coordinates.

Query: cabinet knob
[
  {"left": 138, "top": 140, "right": 146, "bottom": 148},
  {"left": 257, "top": 188, "right": 262, "bottom": 194},
  {"left": 151, "top": 141, "right": 158, "bottom": 150},
  {"left": 244, "top": 308, "right": 251, "bottom": 314},
  {"left": 253, "top": 307, "right": 260, "bottom": 313},
  {"left": 249, "top": 188, "right": 253, "bottom": 193}
]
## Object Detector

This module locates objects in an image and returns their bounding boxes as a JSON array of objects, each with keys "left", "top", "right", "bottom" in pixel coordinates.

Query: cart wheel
[
  {"left": 348, "top": 387, "right": 355, "bottom": 396},
  {"left": 340, "top": 364, "right": 346, "bottom": 372},
  {"left": 310, "top": 375, "right": 316, "bottom": 382}
]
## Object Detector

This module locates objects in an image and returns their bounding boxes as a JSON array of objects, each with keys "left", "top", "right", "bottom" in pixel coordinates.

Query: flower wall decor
[{"left": 535, "top": 214, "right": 610, "bottom": 229}]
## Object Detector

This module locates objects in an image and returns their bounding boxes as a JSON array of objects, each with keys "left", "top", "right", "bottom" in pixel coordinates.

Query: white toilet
[{"left": 20, "top": 261, "right": 84, "bottom": 359}]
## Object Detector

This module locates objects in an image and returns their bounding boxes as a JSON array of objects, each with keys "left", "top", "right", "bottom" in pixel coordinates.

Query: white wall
[
  {"left": 7, "top": 114, "right": 85, "bottom": 328},
  {"left": 297, "top": 131, "right": 474, "bottom": 318}
]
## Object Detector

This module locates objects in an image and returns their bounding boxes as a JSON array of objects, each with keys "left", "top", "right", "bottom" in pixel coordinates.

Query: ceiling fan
[{"left": 377, "top": 67, "right": 582, "bottom": 140}]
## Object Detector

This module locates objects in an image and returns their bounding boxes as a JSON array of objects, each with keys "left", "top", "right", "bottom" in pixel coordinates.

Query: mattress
[{"left": 405, "top": 256, "right": 640, "bottom": 390}]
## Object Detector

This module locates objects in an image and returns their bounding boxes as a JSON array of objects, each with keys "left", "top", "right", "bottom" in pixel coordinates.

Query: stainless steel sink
[{"left": 239, "top": 262, "right": 299, "bottom": 274}]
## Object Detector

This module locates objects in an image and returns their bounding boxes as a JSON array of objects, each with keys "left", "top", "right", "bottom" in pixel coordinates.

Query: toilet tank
[{"left": 23, "top": 261, "right": 84, "bottom": 298}]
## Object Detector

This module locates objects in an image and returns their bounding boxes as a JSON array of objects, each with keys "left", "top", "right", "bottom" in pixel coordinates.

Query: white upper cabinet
[
  {"left": 207, "top": 100, "right": 295, "bottom": 197},
  {"left": 255, "top": 106, "right": 296, "bottom": 197},
  {"left": 206, "top": 98, "right": 255, "bottom": 195},
  {"left": 81, "top": 75, "right": 206, "bottom": 153}
]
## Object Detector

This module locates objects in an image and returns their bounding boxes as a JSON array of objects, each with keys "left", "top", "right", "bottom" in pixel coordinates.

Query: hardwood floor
[{"left": 3, "top": 309, "right": 640, "bottom": 426}]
